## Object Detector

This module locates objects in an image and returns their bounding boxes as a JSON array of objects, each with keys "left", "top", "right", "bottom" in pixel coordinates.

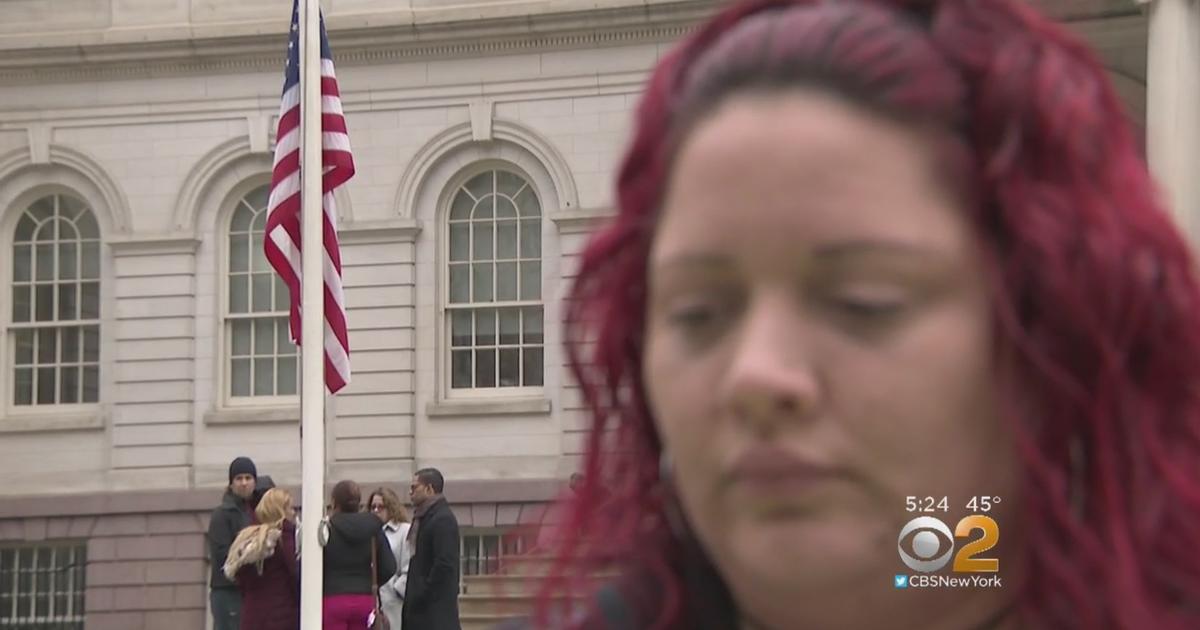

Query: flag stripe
[{"left": 264, "top": 0, "right": 353, "bottom": 395}]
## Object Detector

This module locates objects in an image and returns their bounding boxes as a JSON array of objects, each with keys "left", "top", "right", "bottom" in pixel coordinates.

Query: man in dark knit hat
[{"left": 206, "top": 456, "right": 257, "bottom": 630}]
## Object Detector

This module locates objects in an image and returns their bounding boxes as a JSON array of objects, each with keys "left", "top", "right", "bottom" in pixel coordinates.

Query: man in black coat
[
  {"left": 403, "top": 467, "right": 462, "bottom": 630},
  {"left": 206, "top": 456, "right": 258, "bottom": 630}
]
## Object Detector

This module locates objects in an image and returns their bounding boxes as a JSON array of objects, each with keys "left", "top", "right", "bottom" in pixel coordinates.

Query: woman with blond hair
[
  {"left": 368, "top": 487, "right": 412, "bottom": 629},
  {"left": 223, "top": 488, "right": 299, "bottom": 630}
]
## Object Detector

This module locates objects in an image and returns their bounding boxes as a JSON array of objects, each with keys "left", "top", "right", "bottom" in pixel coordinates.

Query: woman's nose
[{"left": 718, "top": 298, "right": 821, "bottom": 435}]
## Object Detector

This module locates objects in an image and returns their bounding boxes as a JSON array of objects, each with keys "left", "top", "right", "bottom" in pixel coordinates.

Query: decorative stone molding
[
  {"left": 0, "top": 1, "right": 713, "bottom": 85},
  {"left": 0, "top": 409, "right": 106, "bottom": 434},
  {"left": 395, "top": 119, "right": 579, "bottom": 219},
  {"left": 172, "top": 135, "right": 357, "bottom": 231},
  {"left": 550, "top": 207, "right": 615, "bottom": 235},
  {"left": 426, "top": 397, "right": 552, "bottom": 418},
  {"left": 107, "top": 233, "right": 203, "bottom": 256},
  {"left": 339, "top": 218, "right": 424, "bottom": 245},
  {"left": 0, "top": 145, "right": 133, "bottom": 234}
]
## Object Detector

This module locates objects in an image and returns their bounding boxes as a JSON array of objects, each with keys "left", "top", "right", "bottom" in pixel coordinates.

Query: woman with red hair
[{"left": 517, "top": 0, "right": 1200, "bottom": 628}]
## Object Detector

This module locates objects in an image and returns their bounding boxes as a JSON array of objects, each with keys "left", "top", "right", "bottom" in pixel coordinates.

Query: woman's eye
[
  {"left": 668, "top": 303, "right": 720, "bottom": 329},
  {"left": 834, "top": 297, "right": 906, "bottom": 319}
]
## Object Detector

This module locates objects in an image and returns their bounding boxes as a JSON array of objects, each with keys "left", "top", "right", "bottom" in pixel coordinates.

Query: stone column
[{"left": 1141, "top": 0, "right": 1200, "bottom": 244}]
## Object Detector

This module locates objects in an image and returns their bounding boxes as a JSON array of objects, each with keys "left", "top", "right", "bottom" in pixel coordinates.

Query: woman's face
[
  {"left": 370, "top": 494, "right": 389, "bottom": 521},
  {"left": 643, "top": 91, "right": 1020, "bottom": 629}
]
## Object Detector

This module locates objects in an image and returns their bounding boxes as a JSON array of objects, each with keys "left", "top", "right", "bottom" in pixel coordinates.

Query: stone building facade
[{"left": 0, "top": 0, "right": 1158, "bottom": 628}]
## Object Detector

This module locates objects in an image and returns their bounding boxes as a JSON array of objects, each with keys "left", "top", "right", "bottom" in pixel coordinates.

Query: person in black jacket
[
  {"left": 403, "top": 468, "right": 461, "bottom": 630},
  {"left": 207, "top": 456, "right": 258, "bottom": 630},
  {"left": 323, "top": 479, "right": 396, "bottom": 630}
]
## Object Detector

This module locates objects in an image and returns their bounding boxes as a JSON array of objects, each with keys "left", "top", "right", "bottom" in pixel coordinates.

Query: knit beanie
[{"left": 228, "top": 456, "right": 258, "bottom": 484}]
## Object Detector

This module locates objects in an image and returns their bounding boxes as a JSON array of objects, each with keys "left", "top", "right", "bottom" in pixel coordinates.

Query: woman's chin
[{"left": 716, "top": 515, "right": 882, "bottom": 589}]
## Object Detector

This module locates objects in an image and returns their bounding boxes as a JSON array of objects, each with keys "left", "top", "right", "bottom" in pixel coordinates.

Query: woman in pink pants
[{"left": 322, "top": 480, "right": 396, "bottom": 629}]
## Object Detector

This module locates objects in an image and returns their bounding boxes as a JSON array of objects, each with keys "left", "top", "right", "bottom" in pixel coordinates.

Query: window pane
[
  {"left": 496, "top": 262, "right": 517, "bottom": 301},
  {"left": 499, "top": 308, "right": 520, "bottom": 345},
  {"left": 246, "top": 186, "right": 269, "bottom": 212},
  {"left": 81, "top": 241, "right": 99, "bottom": 279},
  {"left": 29, "top": 197, "right": 54, "bottom": 222},
  {"left": 254, "top": 359, "right": 274, "bottom": 396},
  {"left": 496, "top": 171, "right": 525, "bottom": 198},
  {"left": 515, "top": 186, "right": 541, "bottom": 217},
  {"left": 251, "top": 243, "right": 269, "bottom": 272},
  {"left": 13, "top": 244, "right": 31, "bottom": 281},
  {"left": 13, "top": 285, "right": 30, "bottom": 322},
  {"left": 472, "top": 264, "right": 493, "bottom": 302},
  {"left": 519, "top": 261, "right": 541, "bottom": 300},
  {"left": 449, "top": 264, "right": 469, "bottom": 304},
  {"left": 520, "top": 220, "right": 541, "bottom": 258},
  {"left": 58, "top": 242, "right": 77, "bottom": 280},
  {"left": 277, "top": 356, "right": 297, "bottom": 396},
  {"left": 251, "top": 207, "right": 267, "bottom": 232},
  {"left": 451, "top": 350, "right": 472, "bottom": 388},
  {"left": 474, "top": 309, "right": 496, "bottom": 346},
  {"left": 522, "top": 347, "right": 544, "bottom": 386},
  {"left": 232, "top": 204, "right": 253, "bottom": 232},
  {"left": 254, "top": 318, "right": 274, "bottom": 355},
  {"left": 36, "top": 284, "right": 54, "bottom": 321},
  {"left": 522, "top": 307, "right": 544, "bottom": 344},
  {"left": 62, "top": 327, "right": 80, "bottom": 362},
  {"left": 475, "top": 349, "right": 496, "bottom": 388},
  {"left": 35, "top": 243, "right": 54, "bottom": 280},
  {"left": 231, "top": 320, "right": 252, "bottom": 356},
  {"left": 472, "top": 222, "right": 493, "bottom": 260},
  {"left": 58, "top": 284, "right": 78, "bottom": 321},
  {"left": 81, "top": 282, "right": 100, "bottom": 319},
  {"left": 499, "top": 348, "right": 520, "bottom": 387},
  {"left": 449, "top": 223, "right": 470, "bottom": 262},
  {"left": 495, "top": 197, "right": 518, "bottom": 219},
  {"left": 77, "top": 209, "right": 99, "bottom": 239},
  {"left": 465, "top": 172, "right": 492, "bottom": 202},
  {"left": 496, "top": 221, "right": 517, "bottom": 259},
  {"left": 56, "top": 218, "right": 78, "bottom": 242},
  {"left": 38, "top": 328, "right": 57, "bottom": 363},
  {"left": 14, "top": 368, "right": 33, "bottom": 405},
  {"left": 15, "top": 330, "right": 34, "bottom": 364},
  {"left": 450, "top": 191, "right": 474, "bottom": 221},
  {"left": 277, "top": 319, "right": 294, "bottom": 355},
  {"left": 35, "top": 218, "right": 55, "bottom": 241},
  {"left": 231, "top": 359, "right": 251, "bottom": 397},
  {"left": 229, "top": 234, "right": 249, "bottom": 272},
  {"left": 252, "top": 273, "right": 273, "bottom": 312},
  {"left": 37, "top": 367, "right": 56, "bottom": 404},
  {"left": 60, "top": 366, "right": 80, "bottom": 404},
  {"left": 15, "top": 214, "right": 36, "bottom": 241},
  {"left": 451, "top": 310, "right": 472, "bottom": 347},
  {"left": 83, "top": 326, "right": 99, "bottom": 362},
  {"left": 83, "top": 365, "right": 99, "bottom": 403},
  {"left": 229, "top": 275, "right": 249, "bottom": 313},
  {"left": 274, "top": 276, "right": 289, "bottom": 311}
]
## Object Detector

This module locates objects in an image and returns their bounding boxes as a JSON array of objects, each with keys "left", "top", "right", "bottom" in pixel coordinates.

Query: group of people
[{"left": 205, "top": 457, "right": 463, "bottom": 630}]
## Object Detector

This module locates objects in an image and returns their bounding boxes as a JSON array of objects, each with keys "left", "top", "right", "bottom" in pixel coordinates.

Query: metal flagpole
[{"left": 299, "top": 0, "right": 326, "bottom": 627}]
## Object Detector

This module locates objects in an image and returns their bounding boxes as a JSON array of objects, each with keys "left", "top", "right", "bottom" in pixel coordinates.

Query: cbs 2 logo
[{"left": 897, "top": 515, "right": 999, "bottom": 573}]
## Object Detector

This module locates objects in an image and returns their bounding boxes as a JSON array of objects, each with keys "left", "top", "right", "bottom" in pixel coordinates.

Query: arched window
[
  {"left": 9, "top": 194, "right": 101, "bottom": 406},
  {"left": 446, "top": 169, "right": 544, "bottom": 392},
  {"left": 224, "top": 185, "right": 296, "bottom": 401}
]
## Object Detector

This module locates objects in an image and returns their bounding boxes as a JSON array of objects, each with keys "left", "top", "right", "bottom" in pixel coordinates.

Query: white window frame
[
  {"left": 440, "top": 164, "right": 546, "bottom": 401},
  {"left": 0, "top": 541, "right": 87, "bottom": 629},
  {"left": 3, "top": 191, "right": 103, "bottom": 418},
  {"left": 217, "top": 181, "right": 299, "bottom": 409}
]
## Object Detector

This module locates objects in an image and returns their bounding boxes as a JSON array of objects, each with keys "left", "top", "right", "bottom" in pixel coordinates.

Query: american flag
[{"left": 263, "top": 0, "right": 353, "bottom": 394}]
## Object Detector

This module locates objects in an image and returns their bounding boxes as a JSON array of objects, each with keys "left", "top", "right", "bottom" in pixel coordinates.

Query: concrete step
[
  {"left": 461, "top": 612, "right": 524, "bottom": 630},
  {"left": 463, "top": 574, "right": 544, "bottom": 596},
  {"left": 459, "top": 593, "right": 538, "bottom": 617}
]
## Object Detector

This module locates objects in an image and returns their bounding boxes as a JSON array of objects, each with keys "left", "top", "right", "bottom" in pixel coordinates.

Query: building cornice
[{"left": 0, "top": 0, "right": 717, "bottom": 86}]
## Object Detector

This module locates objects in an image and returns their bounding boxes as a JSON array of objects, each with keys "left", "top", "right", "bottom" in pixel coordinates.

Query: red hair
[{"left": 540, "top": 0, "right": 1200, "bottom": 628}]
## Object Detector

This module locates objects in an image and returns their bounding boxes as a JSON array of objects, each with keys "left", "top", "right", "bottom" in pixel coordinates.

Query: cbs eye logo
[{"left": 897, "top": 515, "right": 999, "bottom": 573}]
